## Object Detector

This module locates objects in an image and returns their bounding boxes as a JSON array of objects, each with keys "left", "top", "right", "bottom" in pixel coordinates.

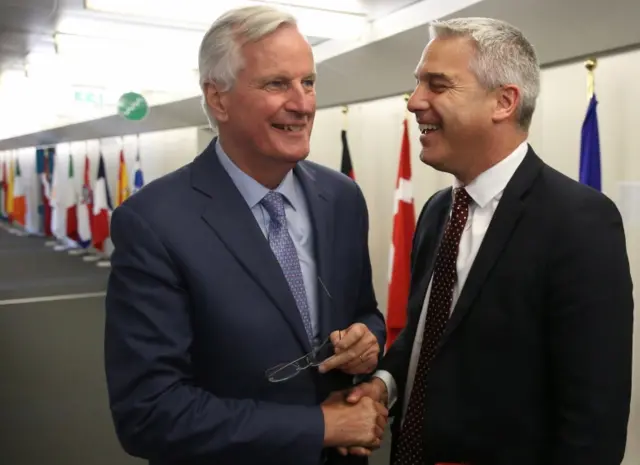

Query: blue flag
[
  {"left": 579, "top": 94, "right": 601, "bottom": 191},
  {"left": 132, "top": 153, "right": 144, "bottom": 194}
]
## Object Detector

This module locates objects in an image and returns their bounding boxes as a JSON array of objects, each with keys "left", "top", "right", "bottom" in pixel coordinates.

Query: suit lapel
[
  {"left": 191, "top": 141, "right": 312, "bottom": 353},
  {"left": 438, "top": 148, "right": 544, "bottom": 349},
  {"left": 409, "top": 191, "right": 452, "bottom": 331},
  {"left": 294, "top": 162, "right": 335, "bottom": 341}
]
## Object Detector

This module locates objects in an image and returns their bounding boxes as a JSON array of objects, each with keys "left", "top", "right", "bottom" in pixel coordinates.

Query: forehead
[
  {"left": 415, "top": 36, "right": 476, "bottom": 77},
  {"left": 240, "top": 24, "right": 315, "bottom": 78}
]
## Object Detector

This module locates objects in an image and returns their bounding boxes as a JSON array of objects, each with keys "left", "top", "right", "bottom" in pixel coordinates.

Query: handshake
[{"left": 321, "top": 377, "right": 389, "bottom": 457}]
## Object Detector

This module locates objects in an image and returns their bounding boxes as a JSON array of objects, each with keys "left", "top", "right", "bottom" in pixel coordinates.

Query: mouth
[
  {"left": 419, "top": 123, "right": 441, "bottom": 135},
  {"left": 272, "top": 123, "right": 305, "bottom": 133}
]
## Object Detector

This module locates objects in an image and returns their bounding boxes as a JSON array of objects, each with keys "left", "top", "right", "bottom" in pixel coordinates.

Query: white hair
[
  {"left": 429, "top": 17, "right": 540, "bottom": 129},
  {"left": 198, "top": 6, "right": 298, "bottom": 129}
]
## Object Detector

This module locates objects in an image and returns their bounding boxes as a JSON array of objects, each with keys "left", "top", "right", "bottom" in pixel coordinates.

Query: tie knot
[
  {"left": 261, "top": 191, "right": 286, "bottom": 224},
  {"left": 453, "top": 187, "right": 472, "bottom": 208}
]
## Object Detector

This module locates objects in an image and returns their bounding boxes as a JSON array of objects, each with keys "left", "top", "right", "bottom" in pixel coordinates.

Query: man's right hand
[
  {"left": 335, "top": 377, "right": 389, "bottom": 457},
  {"left": 321, "top": 391, "right": 388, "bottom": 450},
  {"left": 347, "top": 377, "right": 389, "bottom": 405}
]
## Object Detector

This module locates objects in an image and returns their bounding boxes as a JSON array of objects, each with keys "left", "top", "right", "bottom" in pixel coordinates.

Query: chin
[
  {"left": 420, "top": 148, "right": 457, "bottom": 176},
  {"left": 272, "top": 141, "right": 310, "bottom": 163},
  {"left": 420, "top": 147, "right": 444, "bottom": 166},
  {"left": 285, "top": 150, "right": 310, "bottom": 163}
]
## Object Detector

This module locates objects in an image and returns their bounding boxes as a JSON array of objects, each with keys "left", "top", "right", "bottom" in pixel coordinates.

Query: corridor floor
[{"left": 0, "top": 224, "right": 392, "bottom": 465}]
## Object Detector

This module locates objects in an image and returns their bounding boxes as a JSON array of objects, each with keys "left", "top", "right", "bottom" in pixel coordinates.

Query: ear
[
  {"left": 204, "top": 81, "right": 230, "bottom": 124},
  {"left": 492, "top": 84, "right": 520, "bottom": 124}
]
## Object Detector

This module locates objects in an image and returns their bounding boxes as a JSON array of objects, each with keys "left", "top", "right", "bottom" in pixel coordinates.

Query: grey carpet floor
[
  {"left": 0, "top": 224, "right": 391, "bottom": 465},
  {"left": 0, "top": 228, "right": 110, "bottom": 301}
]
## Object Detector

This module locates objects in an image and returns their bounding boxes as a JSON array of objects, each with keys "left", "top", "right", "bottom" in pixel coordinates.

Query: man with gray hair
[
  {"left": 104, "top": 5, "right": 388, "bottom": 465},
  {"left": 348, "top": 16, "right": 633, "bottom": 465}
]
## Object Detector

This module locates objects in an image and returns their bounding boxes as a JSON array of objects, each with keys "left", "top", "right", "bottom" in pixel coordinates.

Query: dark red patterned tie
[{"left": 393, "top": 187, "right": 472, "bottom": 465}]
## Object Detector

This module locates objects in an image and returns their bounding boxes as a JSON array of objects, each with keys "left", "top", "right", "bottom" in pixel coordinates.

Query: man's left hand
[{"left": 318, "top": 323, "right": 379, "bottom": 375}]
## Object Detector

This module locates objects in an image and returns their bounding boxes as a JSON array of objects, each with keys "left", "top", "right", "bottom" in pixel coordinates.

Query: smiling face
[
  {"left": 407, "top": 36, "right": 500, "bottom": 182},
  {"left": 205, "top": 24, "right": 316, "bottom": 181}
]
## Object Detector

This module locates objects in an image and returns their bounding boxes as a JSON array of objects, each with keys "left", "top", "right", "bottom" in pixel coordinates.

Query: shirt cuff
[{"left": 373, "top": 370, "right": 397, "bottom": 409}]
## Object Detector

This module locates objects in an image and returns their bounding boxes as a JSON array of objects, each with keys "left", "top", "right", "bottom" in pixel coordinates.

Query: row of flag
[
  {"left": 340, "top": 120, "right": 415, "bottom": 350},
  {"left": 0, "top": 147, "right": 145, "bottom": 252},
  {"left": 0, "top": 158, "right": 27, "bottom": 226}
]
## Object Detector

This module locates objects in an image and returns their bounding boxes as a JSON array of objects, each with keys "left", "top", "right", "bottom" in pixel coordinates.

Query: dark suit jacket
[
  {"left": 104, "top": 139, "right": 386, "bottom": 465},
  {"left": 379, "top": 146, "right": 634, "bottom": 465}
]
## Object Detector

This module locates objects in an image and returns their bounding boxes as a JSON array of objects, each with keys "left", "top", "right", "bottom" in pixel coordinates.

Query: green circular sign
[{"left": 117, "top": 92, "right": 149, "bottom": 121}]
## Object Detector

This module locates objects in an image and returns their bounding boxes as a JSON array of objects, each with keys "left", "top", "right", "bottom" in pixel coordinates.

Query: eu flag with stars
[
  {"left": 132, "top": 153, "right": 144, "bottom": 195},
  {"left": 579, "top": 93, "right": 601, "bottom": 191}
]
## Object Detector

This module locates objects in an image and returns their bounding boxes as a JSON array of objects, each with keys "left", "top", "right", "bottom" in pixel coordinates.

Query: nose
[
  {"left": 285, "top": 82, "right": 315, "bottom": 116},
  {"left": 406, "top": 87, "right": 429, "bottom": 114}
]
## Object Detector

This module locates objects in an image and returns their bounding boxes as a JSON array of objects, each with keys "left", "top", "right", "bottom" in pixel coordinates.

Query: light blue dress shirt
[{"left": 215, "top": 139, "right": 320, "bottom": 341}]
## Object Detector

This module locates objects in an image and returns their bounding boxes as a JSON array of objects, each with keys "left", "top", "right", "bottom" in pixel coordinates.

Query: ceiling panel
[
  {"left": 0, "top": 0, "right": 365, "bottom": 72},
  {"left": 1, "top": 0, "right": 639, "bottom": 148},
  {"left": 0, "top": 0, "right": 59, "bottom": 25},
  {"left": 359, "top": 0, "right": 423, "bottom": 18},
  {"left": 0, "top": 0, "right": 67, "bottom": 71},
  {"left": 258, "top": 0, "right": 422, "bottom": 17}
]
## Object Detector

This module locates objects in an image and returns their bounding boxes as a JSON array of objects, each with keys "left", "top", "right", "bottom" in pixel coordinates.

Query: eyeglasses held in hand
[{"left": 265, "top": 337, "right": 334, "bottom": 383}]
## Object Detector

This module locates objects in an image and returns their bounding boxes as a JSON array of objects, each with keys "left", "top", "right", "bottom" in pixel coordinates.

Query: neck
[
  {"left": 456, "top": 130, "right": 527, "bottom": 185},
  {"left": 218, "top": 136, "right": 293, "bottom": 190}
]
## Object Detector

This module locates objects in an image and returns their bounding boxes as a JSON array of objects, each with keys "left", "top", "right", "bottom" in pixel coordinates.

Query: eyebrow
[
  {"left": 258, "top": 73, "right": 317, "bottom": 83},
  {"left": 414, "top": 71, "right": 454, "bottom": 83}
]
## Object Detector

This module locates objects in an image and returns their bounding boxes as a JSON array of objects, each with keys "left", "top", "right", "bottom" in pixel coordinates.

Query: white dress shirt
[{"left": 375, "top": 141, "right": 529, "bottom": 422}]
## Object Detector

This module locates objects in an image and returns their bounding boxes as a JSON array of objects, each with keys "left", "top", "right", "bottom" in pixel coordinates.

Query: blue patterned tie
[{"left": 261, "top": 191, "right": 314, "bottom": 341}]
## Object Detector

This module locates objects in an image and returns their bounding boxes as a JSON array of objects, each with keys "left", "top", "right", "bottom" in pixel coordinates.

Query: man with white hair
[
  {"left": 348, "top": 17, "right": 634, "bottom": 465},
  {"left": 104, "top": 6, "right": 387, "bottom": 465}
]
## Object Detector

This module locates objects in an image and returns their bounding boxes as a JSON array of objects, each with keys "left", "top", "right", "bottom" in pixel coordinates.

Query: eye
[
  {"left": 266, "top": 80, "right": 287, "bottom": 90},
  {"left": 302, "top": 79, "right": 315, "bottom": 88},
  {"left": 429, "top": 83, "right": 447, "bottom": 93}
]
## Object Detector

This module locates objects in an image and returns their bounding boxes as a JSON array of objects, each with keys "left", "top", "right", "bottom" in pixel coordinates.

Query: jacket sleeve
[
  {"left": 104, "top": 203, "right": 325, "bottom": 464},
  {"left": 547, "top": 193, "right": 633, "bottom": 465}
]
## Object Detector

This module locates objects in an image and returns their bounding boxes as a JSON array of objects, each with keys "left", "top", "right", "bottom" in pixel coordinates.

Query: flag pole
[
  {"left": 342, "top": 105, "right": 348, "bottom": 130},
  {"left": 585, "top": 58, "right": 597, "bottom": 99},
  {"left": 403, "top": 92, "right": 410, "bottom": 120},
  {"left": 339, "top": 105, "right": 355, "bottom": 179}
]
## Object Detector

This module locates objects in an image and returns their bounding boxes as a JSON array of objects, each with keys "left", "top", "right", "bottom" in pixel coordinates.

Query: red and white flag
[
  {"left": 12, "top": 157, "right": 26, "bottom": 226},
  {"left": 92, "top": 153, "right": 112, "bottom": 252},
  {"left": 386, "top": 118, "right": 416, "bottom": 350}
]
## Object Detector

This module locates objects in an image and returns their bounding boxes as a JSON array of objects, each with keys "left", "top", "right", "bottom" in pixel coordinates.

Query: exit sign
[{"left": 74, "top": 90, "right": 103, "bottom": 105}]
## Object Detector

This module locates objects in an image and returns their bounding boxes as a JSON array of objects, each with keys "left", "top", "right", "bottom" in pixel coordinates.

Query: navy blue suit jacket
[{"left": 104, "top": 139, "right": 386, "bottom": 465}]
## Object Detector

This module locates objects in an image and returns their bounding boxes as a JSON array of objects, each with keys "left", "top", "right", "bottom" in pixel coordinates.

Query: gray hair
[
  {"left": 198, "top": 6, "right": 298, "bottom": 129},
  {"left": 429, "top": 17, "right": 540, "bottom": 130}
]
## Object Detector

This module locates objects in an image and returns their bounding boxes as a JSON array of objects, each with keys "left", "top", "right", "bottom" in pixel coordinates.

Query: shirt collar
[
  {"left": 454, "top": 140, "right": 529, "bottom": 208},
  {"left": 215, "top": 138, "right": 299, "bottom": 211}
]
